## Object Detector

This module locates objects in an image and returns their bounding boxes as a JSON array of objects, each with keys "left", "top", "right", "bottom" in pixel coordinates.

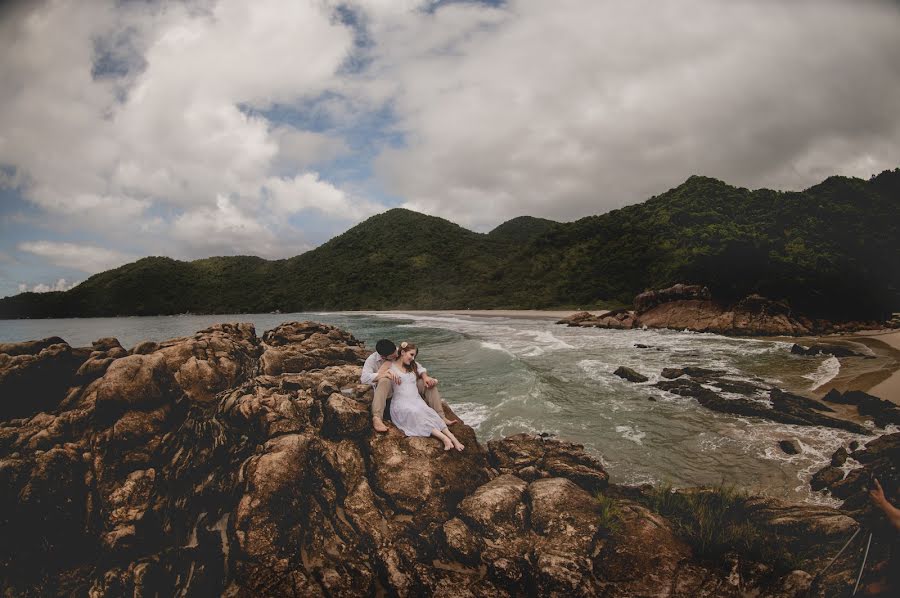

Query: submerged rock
[
  {"left": 613, "top": 366, "right": 648, "bottom": 383},
  {"left": 779, "top": 440, "right": 802, "bottom": 455}
]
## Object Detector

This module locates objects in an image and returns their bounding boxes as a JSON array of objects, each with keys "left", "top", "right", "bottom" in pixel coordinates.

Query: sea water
[{"left": 0, "top": 311, "right": 882, "bottom": 504}]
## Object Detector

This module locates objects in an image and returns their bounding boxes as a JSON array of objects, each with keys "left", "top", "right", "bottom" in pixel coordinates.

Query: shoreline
[
  {"left": 359, "top": 309, "right": 610, "bottom": 320},
  {"left": 771, "top": 329, "right": 900, "bottom": 405}
]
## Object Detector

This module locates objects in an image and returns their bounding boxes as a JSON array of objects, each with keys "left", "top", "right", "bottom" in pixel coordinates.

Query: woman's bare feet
[
  {"left": 445, "top": 431, "right": 464, "bottom": 451},
  {"left": 372, "top": 417, "right": 388, "bottom": 433}
]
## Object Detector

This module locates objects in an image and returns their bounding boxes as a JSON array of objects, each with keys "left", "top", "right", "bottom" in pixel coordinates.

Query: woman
[{"left": 377, "top": 341, "right": 464, "bottom": 451}]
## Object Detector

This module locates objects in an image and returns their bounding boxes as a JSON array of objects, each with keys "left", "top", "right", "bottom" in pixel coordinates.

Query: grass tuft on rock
[
  {"left": 641, "top": 481, "right": 799, "bottom": 573},
  {"left": 594, "top": 492, "right": 623, "bottom": 536}
]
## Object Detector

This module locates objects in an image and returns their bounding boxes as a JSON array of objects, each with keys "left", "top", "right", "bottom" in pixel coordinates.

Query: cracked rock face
[{"left": 0, "top": 321, "right": 886, "bottom": 597}]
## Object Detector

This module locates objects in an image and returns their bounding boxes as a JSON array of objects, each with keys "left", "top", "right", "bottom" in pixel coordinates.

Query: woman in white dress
[{"left": 377, "top": 342, "right": 465, "bottom": 451}]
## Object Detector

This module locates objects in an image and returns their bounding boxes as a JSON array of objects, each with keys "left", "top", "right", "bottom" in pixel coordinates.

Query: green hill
[
  {"left": 488, "top": 216, "right": 558, "bottom": 243},
  {"left": 2, "top": 169, "right": 898, "bottom": 319}
]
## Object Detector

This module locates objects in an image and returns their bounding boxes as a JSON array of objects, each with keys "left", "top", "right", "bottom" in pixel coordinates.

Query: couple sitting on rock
[{"left": 360, "top": 339, "right": 465, "bottom": 451}]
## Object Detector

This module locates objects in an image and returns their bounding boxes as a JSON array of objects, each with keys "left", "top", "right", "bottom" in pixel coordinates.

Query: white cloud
[
  {"left": 17, "top": 241, "right": 136, "bottom": 273},
  {"left": 0, "top": 0, "right": 381, "bottom": 265},
  {"left": 356, "top": 0, "right": 900, "bottom": 228},
  {"left": 17, "top": 278, "right": 81, "bottom": 293},
  {"left": 170, "top": 195, "right": 310, "bottom": 258},
  {"left": 264, "top": 173, "right": 382, "bottom": 219}
]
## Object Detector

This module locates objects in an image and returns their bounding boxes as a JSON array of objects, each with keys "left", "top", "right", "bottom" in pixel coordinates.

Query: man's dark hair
[{"left": 375, "top": 339, "right": 396, "bottom": 357}]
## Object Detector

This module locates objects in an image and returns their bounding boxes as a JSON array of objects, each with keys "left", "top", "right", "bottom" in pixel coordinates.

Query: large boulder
[{"left": 0, "top": 340, "right": 90, "bottom": 420}]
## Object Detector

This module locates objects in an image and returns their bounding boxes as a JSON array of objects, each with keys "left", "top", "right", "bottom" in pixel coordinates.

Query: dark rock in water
[
  {"left": 557, "top": 308, "right": 637, "bottom": 329},
  {"left": 821, "top": 389, "right": 900, "bottom": 428},
  {"left": 849, "top": 432, "right": 900, "bottom": 464},
  {"left": 556, "top": 311, "right": 594, "bottom": 325},
  {"left": 831, "top": 447, "right": 848, "bottom": 467},
  {"left": 693, "top": 389, "right": 869, "bottom": 434},
  {"left": 634, "top": 343, "right": 651, "bottom": 349},
  {"left": 790, "top": 343, "right": 865, "bottom": 358},
  {"left": 770, "top": 390, "right": 867, "bottom": 435},
  {"left": 831, "top": 433, "right": 900, "bottom": 510},
  {"left": 770, "top": 388, "right": 835, "bottom": 413},
  {"left": 779, "top": 439, "right": 802, "bottom": 455},
  {"left": 811, "top": 466, "right": 845, "bottom": 491},
  {"left": 647, "top": 396, "right": 657, "bottom": 402},
  {"left": 710, "top": 378, "right": 770, "bottom": 396},
  {"left": 654, "top": 378, "right": 707, "bottom": 397},
  {"left": 849, "top": 440, "right": 859, "bottom": 451},
  {"left": 661, "top": 366, "right": 726, "bottom": 379},
  {"left": 613, "top": 366, "right": 648, "bottom": 383}
]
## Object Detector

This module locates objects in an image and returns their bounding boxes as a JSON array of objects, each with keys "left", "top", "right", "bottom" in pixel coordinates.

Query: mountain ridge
[{"left": 2, "top": 169, "right": 898, "bottom": 319}]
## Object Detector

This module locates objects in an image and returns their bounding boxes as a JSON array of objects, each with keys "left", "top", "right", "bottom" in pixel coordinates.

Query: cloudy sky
[{"left": 1, "top": 0, "right": 898, "bottom": 297}]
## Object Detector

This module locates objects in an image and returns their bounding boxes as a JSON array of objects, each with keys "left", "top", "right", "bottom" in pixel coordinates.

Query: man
[{"left": 360, "top": 338, "right": 457, "bottom": 432}]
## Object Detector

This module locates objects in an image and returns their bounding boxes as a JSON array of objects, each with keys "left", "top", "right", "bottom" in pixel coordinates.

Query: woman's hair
[{"left": 398, "top": 341, "right": 421, "bottom": 377}]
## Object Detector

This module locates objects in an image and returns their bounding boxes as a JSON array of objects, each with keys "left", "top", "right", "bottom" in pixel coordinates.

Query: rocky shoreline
[
  {"left": 1, "top": 321, "right": 898, "bottom": 596},
  {"left": 558, "top": 283, "right": 895, "bottom": 337}
]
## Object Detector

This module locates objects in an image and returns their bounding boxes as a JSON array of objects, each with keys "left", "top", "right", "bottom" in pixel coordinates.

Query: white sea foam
[
  {"left": 802, "top": 356, "right": 841, "bottom": 390},
  {"left": 479, "top": 341, "right": 514, "bottom": 356},
  {"left": 451, "top": 402, "right": 491, "bottom": 430},
  {"left": 615, "top": 425, "right": 646, "bottom": 444}
]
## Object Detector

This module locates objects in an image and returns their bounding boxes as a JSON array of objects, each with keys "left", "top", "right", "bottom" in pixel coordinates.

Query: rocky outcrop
[
  {"left": 0, "top": 321, "right": 890, "bottom": 596},
  {"left": 634, "top": 283, "right": 712, "bottom": 312},
  {"left": 790, "top": 343, "right": 868, "bottom": 358},
  {"left": 613, "top": 366, "right": 648, "bottom": 383},
  {"left": 558, "top": 284, "right": 889, "bottom": 336},
  {"left": 823, "top": 389, "right": 900, "bottom": 428},
  {"left": 557, "top": 308, "right": 636, "bottom": 330},
  {"left": 824, "top": 433, "right": 900, "bottom": 508},
  {"left": 635, "top": 292, "right": 815, "bottom": 336},
  {"left": 652, "top": 369, "right": 869, "bottom": 434},
  {"left": 0, "top": 338, "right": 92, "bottom": 420}
]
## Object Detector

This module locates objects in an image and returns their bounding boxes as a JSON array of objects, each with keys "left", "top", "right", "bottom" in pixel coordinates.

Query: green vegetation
[
  {"left": 594, "top": 492, "right": 623, "bottom": 536},
  {"left": 2, "top": 169, "right": 898, "bottom": 319},
  {"left": 641, "top": 482, "right": 798, "bottom": 573}
]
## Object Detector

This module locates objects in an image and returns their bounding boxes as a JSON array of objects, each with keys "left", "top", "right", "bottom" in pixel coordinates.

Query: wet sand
[{"left": 773, "top": 329, "right": 900, "bottom": 405}]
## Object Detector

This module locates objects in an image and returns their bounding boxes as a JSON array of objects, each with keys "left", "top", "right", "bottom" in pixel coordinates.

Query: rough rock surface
[{"left": 0, "top": 321, "right": 891, "bottom": 596}]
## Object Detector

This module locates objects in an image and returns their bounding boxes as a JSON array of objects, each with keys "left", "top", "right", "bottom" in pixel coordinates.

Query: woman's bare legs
[
  {"left": 431, "top": 428, "right": 455, "bottom": 451},
  {"left": 444, "top": 429, "right": 465, "bottom": 451}
]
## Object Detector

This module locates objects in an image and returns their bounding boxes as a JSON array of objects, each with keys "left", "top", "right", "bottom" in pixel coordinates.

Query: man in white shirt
[{"left": 360, "top": 339, "right": 457, "bottom": 432}]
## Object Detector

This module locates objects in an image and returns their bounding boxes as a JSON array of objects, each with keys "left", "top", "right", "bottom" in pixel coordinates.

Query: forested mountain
[{"left": 2, "top": 170, "right": 898, "bottom": 319}]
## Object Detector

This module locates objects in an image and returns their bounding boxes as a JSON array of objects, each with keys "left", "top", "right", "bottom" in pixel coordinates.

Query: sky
[{"left": 1, "top": 0, "right": 899, "bottom": 298}]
